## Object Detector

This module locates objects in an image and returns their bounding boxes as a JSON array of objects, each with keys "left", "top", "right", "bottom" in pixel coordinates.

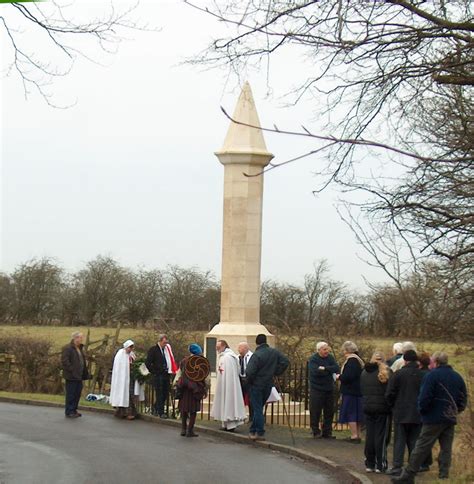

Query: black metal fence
[{"left": 138, "top": 364, "right": 347, "bottom": 431}]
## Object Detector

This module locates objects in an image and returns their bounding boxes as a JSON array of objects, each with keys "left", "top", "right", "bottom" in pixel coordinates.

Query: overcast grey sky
[{"left": 1, "top": 0, "right": 392, "bottom": 289}]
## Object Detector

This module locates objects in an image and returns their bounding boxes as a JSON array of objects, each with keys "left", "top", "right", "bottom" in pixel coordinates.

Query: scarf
[
  {"left": 164, "top": 344, "right": 178, "bottom": 374},
  {"left": 341, "top": 353, "right": 365, "bottom": 374}
]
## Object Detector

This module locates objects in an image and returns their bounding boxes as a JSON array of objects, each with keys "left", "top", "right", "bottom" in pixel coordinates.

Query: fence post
[{"left": 88, "top": 334, "right": 109, "bottom": 393}]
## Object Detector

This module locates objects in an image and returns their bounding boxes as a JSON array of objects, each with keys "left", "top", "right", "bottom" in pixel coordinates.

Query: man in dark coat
[
  {"left": 145, "top": 334, "right": 170, "bottom": 418},
  {"left": 245, "top": 334, "right": 289, "bottom": 441},
  {"left": 308, "top": 341, "right": 340, "bottom": 439},
  {"left": 392, "top": 352, "right": 467, "bottom": 483},
  {"left": 385, "top": 350, "right": 425, "bottom": 476},
  {"left": 61, "top": 332, "right": 90, "bottom": 418}
]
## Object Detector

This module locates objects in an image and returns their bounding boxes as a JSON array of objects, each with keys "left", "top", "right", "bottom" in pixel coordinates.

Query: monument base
[{"left": 204, "top": 322, "right": 274, "bottom": 372}]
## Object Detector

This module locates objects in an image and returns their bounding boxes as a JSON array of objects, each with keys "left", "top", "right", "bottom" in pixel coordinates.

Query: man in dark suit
[{"left": 146, "top": 334, "right": 170, "bottom": 418}]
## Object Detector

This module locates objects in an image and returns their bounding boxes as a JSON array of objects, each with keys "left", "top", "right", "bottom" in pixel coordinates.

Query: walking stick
[{"left": 273, "top": 376, "right": 296, "bottom": 446}]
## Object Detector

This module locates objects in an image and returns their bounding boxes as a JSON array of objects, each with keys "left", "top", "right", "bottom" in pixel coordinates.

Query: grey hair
[
  {"left": 432, "top": 351, "right": 449, "bottom": 366},
  {"left": 341, "top": 341, "right": 358, "bottom": 353},
  {"left": 402, "top": 341, "right": 416, "bottom": 353},
  {"left": 393, "top": 342, "right": 403, "bottom": 354},
  {"left": 316, "top": 341, "right": 329, "bottom": 351},
  {"left": 238, "top": 341, "right": 249, "bottom": 348},
  {"left": 71, "top": 332, "right": 82, "bottom": 339},
  {"left": 158, "top": 334, "right": 167, "bottom": 342}
]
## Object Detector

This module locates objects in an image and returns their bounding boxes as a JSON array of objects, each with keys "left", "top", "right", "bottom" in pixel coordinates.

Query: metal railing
[{"left": 138, "top": 364, "right": 347, "bottom": 431}]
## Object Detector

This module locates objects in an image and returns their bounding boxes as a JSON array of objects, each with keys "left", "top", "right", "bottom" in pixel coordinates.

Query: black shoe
[
  {"left": 65, "top": 414, "right": 79, "bottom": 419},
  {"left": 419, "top": 466, "right": 429, "bottom": 472},
  {"left": 343, "top": 437, "right": 361, "bottom": 443},
  {"left": 159, "top": 414, "right": 168, "bottom": 419},
  {"left": 312, "top": 430, "right": 321, "bottom": 438},
  {"left": 74, "top": 412, "right": 82, "bottom": 417},
  {"left": 322, "top": 435, "right": 336, "bottom": 439},
  {"left": 180, "top": 430, "right": 186, "bottom": 436},
  {"left": 391, "top": 470, "right": 415, "bottom": 484},
  {"left": 438, "top": 475, "right": 449, "bottom": 480},
  {"left": 386, "top": 468, "right": 402, "bottom": 476},
  {"left": 186, "top": 431, "right": 198, "bottom": 437}
]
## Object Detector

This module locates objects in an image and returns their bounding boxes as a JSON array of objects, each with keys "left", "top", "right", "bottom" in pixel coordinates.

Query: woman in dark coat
[
  {"left": 176, "top": 344, "right": 208, "bottom": 437},
  {"left": 360, "top": 351, "right": 392, "bottom": 474},
  {"left": 337, "top": 340, "right": 365, "bottom": 442}
]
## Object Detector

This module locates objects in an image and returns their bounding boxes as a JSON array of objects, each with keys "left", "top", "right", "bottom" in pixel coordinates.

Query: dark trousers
[
  {"left": 364, "top": 413, "right": 390, "bottom": 471},
  {"left": 406, "top": 423, "right": 455, "bottom": 478},
  {"left": 392, "top": 423, "right": 420, "bottom": 468},
  {"left": 310, "top": 389, "right": 334, "bottom": 436},
  {"left": 249, "top": 385, "right": 272, "bottom": 436},
  {"left": 153, "top": 374, "right": 170, "bottom": 416},
  {"left": 240, "top": 377, "right": 253, "bottom": 420},
  {"left": 65, "top": 380, "right": 83, "bottom": 415}
]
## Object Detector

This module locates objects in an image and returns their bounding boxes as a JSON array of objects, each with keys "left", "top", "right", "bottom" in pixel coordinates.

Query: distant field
[
  {"left": 0, "top": 325, "right": 158, "bottom": 350},
  {"left": 0, "top": 325, "right": 471, "bottom": 366}
]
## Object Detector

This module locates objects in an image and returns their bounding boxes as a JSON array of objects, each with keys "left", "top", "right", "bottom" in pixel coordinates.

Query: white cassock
[
  {"left": 211, "top": 348, "right": 246, "bottom": 430},
  {"left": 109, "top": 349, "right": 144, "bottom": 408}
]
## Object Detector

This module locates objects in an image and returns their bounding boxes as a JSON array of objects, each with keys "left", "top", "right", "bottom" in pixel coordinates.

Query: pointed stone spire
[{"left": 216, "top": 82, "right": 273, "bottom": 162}]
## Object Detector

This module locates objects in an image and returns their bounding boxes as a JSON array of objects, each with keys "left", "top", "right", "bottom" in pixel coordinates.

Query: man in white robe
[
  {"left": 110, "top": 339, "right": 142, "bottom": 420},
  {"left": 210, "top": 340, "right": 246, "bottom": 431}
]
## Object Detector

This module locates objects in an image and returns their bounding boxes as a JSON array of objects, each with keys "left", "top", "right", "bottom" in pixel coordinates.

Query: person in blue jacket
[{"left": 391, "top": 351, "right": 467, "bottom": 483}]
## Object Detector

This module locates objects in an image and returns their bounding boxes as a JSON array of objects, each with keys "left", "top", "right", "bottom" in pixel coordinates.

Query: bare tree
[
  {"left": 186, "top": 0, "right": 473, "bottom": 308},
  {"left": 10, "top": 257, "right": 63, "bottom": 324},
  {"left": 1, "top": 1, "right": 145, "bottom": 103},
  {"left": 122, "top": 268, "right": 164, "bottom": 326},
  {"left": 76, "top": 255, "right": 127, "bottom": 326}
]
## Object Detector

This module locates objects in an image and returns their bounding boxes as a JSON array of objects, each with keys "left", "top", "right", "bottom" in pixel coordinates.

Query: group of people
[
  {"left": 61, "top": 331, "right": 289, "bottom": 441},
  {"left": 211, "top": 334, "right": 289, "bottom": 440},
  {"left": 309, "top": 340, "right": 467, "bottom": 483},
  {"left": 61, "top": 333, "right": 467, "bottom": 483}
]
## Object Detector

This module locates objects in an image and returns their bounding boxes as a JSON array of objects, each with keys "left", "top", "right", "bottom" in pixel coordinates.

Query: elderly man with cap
[
  {"left": 110, "top": 339, "right": 140, "bottom": 420},
  {"left": 61, "top": 331, "right": 90, "bottom": 418},
  {"left": 308, "top": 341, "right": 340, "bottom": 439}
]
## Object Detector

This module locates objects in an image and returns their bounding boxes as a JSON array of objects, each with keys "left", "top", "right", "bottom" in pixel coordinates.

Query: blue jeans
[
  {"left": 65, "top": 380, "right": 83, "bottom": 415},
  {"left": 249, "top": 385, "right": 272, "bottom": 436}
]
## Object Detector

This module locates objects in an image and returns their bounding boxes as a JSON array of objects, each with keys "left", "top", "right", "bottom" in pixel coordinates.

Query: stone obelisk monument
[{"left": 206, "top": 82, "right": 274, "bottom": 366}]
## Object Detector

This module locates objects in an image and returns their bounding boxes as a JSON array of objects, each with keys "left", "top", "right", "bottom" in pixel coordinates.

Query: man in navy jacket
[
  {"left": 308, "top": 341, "right": 340, "bottom": 438},
  {"left": 392, "top": 352, "right": 467, "bottom": 483}
]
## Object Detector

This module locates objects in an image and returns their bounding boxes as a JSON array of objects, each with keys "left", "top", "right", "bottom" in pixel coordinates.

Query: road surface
[{"left": 0, "top": 403, "right": 337, "bottom": 484}]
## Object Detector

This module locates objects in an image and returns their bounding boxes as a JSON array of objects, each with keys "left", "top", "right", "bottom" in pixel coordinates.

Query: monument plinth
[{"left": 206, "top": 82, "right": 274, "bottom": 365}]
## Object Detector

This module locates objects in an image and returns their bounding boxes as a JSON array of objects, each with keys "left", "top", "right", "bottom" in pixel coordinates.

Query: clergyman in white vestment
[
  {"left": 110, "top": 339, "right": 144, "bottom": 419},
  {"left": 210, "top": 340, "right": 246, "bottom": 431}
]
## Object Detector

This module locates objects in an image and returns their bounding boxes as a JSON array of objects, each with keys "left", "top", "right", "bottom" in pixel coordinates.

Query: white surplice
[
  {"left": 211, "top": 348, "right": 246, "bottom": 429},
  {"left": 109, "top": 348, "right": 132, "bottom": 408}
]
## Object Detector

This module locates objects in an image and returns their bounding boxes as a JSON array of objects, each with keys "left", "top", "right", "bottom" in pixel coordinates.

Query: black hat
[
  {"left": 256, "top": 334, "right": 267, "bottom": 345},
  {"left": 403, "top": 349, "right": 418, "bottom": 362}
]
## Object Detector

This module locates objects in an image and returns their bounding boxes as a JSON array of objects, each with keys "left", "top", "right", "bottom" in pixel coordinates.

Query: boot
[
  {"left": 186, "top": 413, "right": 198, "bottom": 437},
  {"left": 181, "top": 413, "right": 188, "bottom": 436},
  {"left": 391, "top": 469, "right": 415, "bottom": 484}
]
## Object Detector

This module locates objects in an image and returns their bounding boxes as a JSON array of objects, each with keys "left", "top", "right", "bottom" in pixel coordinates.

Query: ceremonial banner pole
[{"left": 274, "top": 376, "right": 296, "bottom": 446}]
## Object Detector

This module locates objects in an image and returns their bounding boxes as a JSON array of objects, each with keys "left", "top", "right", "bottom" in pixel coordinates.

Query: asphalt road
[{"left": 0, "top": 403, "right": 337, "bottom": 484}]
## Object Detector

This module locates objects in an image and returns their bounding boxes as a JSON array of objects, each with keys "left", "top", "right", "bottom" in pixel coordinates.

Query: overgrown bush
[{"left": 0, "top": 335, "right": 61, "bottom": 392}]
